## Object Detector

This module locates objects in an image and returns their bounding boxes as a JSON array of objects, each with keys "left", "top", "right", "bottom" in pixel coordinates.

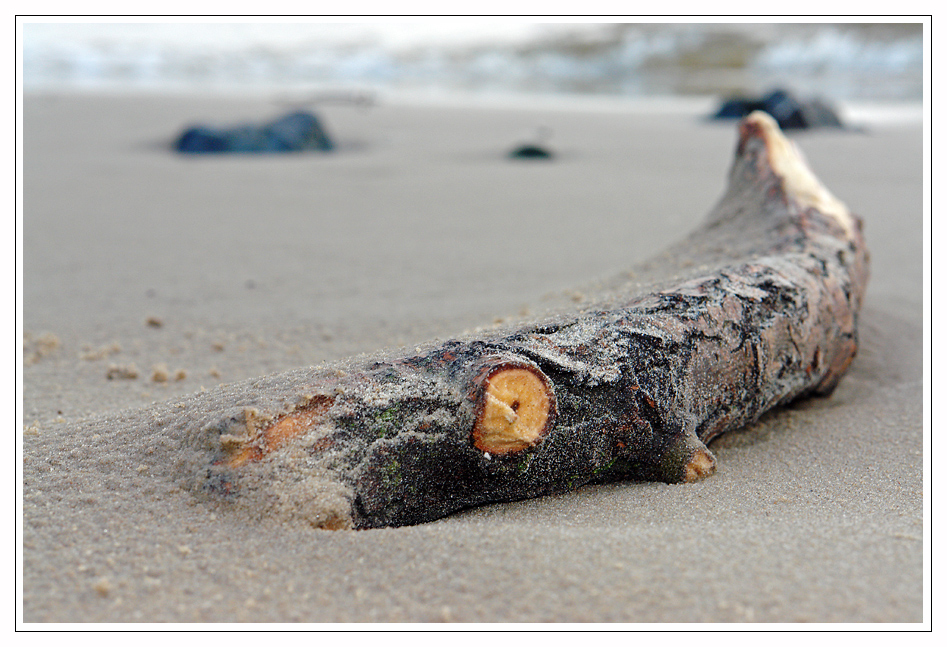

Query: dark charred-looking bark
[{"left": 180, "top": 112, "right": 869, "bottom": 529}]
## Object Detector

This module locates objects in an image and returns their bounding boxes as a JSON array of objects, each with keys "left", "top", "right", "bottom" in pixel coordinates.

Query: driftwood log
[{"left": 181, "top": 112, "right": 869, "bottom": 529}]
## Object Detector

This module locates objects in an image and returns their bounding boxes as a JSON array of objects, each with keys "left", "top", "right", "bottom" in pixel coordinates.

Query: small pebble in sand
[
  {"left": 106, "top": 364, "right": 138, "bottom": 380},
  {"left": 93, "top": 577, "right": 112, "bottom": 597},
  {"left": 151, "top": 365, "right": 186, "bottom": 382},
  {"left": 24, "top": 332, "right": 60, "bottom": 365},
  {"left": 146, "top": 316, "right": 163, "bottom": 328},
  {"left": 80, "top": 342, "right": 122, "bottom": 361}
]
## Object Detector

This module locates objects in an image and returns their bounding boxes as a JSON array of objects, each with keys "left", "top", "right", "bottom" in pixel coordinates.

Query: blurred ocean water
[{"left": 20, "top": 21, "right": 924, "bottom": 104}]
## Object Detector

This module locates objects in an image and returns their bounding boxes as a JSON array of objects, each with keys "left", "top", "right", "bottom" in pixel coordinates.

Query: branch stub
[{"left": 472, "top": 364, "right": 555, "bottom": 455}]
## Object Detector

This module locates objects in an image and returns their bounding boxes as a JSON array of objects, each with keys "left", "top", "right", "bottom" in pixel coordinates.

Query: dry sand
[{"left": 20, "top": 92, "right": 925, "bottom": 624}]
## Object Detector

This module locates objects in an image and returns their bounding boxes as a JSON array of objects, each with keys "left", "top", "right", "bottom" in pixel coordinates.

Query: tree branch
[{"left": 180, "top": 111, "right": 869, "bottom": 530}]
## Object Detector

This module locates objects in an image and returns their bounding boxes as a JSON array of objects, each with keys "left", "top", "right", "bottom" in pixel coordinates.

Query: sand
[{"left": 20, "top": 92, "right": 926, "bottom": 624}]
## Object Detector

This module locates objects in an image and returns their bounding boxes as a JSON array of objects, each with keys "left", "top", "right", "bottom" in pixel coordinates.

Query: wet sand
[{"left": 21, "top": 92, "right": 925, "bottom": 624}]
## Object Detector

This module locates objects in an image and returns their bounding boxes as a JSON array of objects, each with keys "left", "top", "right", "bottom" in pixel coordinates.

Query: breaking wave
[{"left": 21, "top": 21, "right": 923, "bottom": 102}]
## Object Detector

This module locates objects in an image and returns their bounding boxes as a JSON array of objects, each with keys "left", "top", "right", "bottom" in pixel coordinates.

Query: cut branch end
[
  {"left": 683, "top": 446, "right": 717, "bottom": 483},
  {"left": 472, "top": 366, "right": 555, "bottom": 455}
]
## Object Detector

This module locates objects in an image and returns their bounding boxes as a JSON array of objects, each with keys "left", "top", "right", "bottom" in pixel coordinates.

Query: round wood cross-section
[{"left": 472, "top": 365, "right": 554, "bottom": 454}]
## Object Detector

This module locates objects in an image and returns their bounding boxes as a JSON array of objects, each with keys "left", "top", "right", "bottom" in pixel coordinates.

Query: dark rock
[
  {"left": 509, "top": 144, "right": 554, "bottom": 160},
  {"left": 712, "top": 89, "right": 844, "bottom": 130},
  {"left": 174, "top": 111, "right": 335, "bottom": 154}
]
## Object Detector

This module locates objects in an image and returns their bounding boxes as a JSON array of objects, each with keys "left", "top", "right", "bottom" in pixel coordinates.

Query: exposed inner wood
[
  {"left": 473, "top": 367, "right": 554, "bottom": 454},
  {"left": 224, "top": 396, "right": 333, "bottom": 468},
  {"left": 744, "top": 115, "right": 854, "bottom": 236},
  {"left": 683, "top": 447, "right": 717, "bottom": 483}
]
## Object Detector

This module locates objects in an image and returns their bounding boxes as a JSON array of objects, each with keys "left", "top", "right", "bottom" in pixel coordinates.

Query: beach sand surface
[{"left": 21, "top": 93, "right": 924, "bottom": 623}]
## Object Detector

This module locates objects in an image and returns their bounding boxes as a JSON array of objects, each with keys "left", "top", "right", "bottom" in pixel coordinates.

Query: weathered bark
[{"left": 181, "top": 112, "right": 869, "bottom": 529}]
